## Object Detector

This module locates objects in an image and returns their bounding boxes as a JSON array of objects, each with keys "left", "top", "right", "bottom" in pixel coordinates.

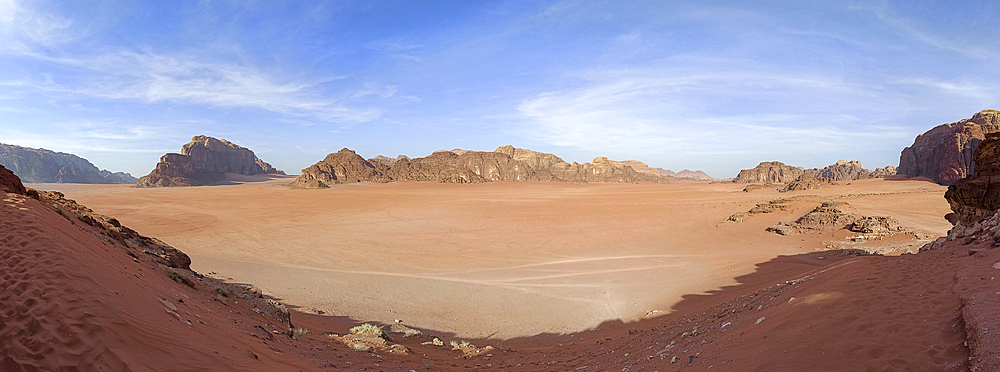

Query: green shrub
[{"left": 349, "top": 323, "right": 384, "bottom": 338}]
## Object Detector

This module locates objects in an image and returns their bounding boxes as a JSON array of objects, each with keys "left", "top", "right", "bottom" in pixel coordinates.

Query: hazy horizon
[{"left": 1, "top": 1, "right": 998, "bottom": 178}]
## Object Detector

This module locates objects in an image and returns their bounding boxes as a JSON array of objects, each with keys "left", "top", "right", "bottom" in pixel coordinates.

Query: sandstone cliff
[
  {"left": 733, "top": 161, "right": 804, "bottom": 183},
  {"left": 806, "top": 160, "right": 897, "bottom": 181},
  {"left": 674, "top": 169, "right": 714, "bottom": 181},
  {"left": 899, "top": 110, "right": 1000, "bottom": 185},
  {"left": 290, "top": 146, "right": 668, "bottom": 188},
  {"left": 135, "top": 135, "right": 284, "bottom": 188},
  {"left": 944, "top": 132, "right": 1000, "bottom": 226},
  {"left": 0, "top": 144, "right": 137, "bottom": 184},
  {"left": 0, "top": 163, "right": 27, "bottom": 195}
]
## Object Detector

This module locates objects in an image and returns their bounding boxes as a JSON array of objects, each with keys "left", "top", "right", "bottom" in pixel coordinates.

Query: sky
[{"left": 1, "top": 0, "right": 998, "bottom": 178}]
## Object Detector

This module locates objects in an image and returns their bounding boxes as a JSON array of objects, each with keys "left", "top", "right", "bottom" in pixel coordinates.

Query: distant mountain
[
  {"left": 135, "top": 135, "right": 284, "bottom": 187},
  {"left": 806, "top": 160, "right": 896, "bottom": 181},
  {"left": 0, "top": 143, "right": 137, "bottom": 184},
  {"left": 288, "top": 145, "right": 670, "bottom": 188}
]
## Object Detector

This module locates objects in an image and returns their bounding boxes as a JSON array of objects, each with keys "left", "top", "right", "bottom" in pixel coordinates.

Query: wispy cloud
[{"left": 0, "top": 0, "right": 405, "bottom": 124}]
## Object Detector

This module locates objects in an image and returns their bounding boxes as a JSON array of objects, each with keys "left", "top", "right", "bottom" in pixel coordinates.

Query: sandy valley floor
[{"left": 36, "top": 177, "right": 951, "bottom": 339}]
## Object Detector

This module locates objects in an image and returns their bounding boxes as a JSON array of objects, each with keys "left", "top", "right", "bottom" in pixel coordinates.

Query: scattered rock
[
  {"left": 850, "top": 216, "right": 903, "bottom": 234},
  {"left": 792, "top": 201, "right": 857, "bottom": 231},
  {"left": 766, "top": 224, "right": 793, "bottom": 235}
]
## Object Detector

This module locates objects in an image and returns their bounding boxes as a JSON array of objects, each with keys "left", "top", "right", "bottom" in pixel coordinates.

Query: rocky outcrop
[
  {"left": 806, "top": 160, "right": 896, "bottom": 181},
  {"left": 899, "top": 110, "right": 1000, "bottom": 185},
  {"left": 733, "top": 161, "right": 804, "bottom": 183},
  {"left": 792, "top": 201, "right": 857, "bottom": 230},
  {"left": 943, "top": 132, "right": 1000, "bottom": 227},
  {"left": 0, "top": 163, "right": 27, "bottom": 195},
  {"left": 290, "top": 146, "right": 668, "bottom": 188},
  {"left": 135, "top": 136, "right": 284, "bottom": 188},
  {"left": 0, "top": 144, "right": 137, "bottom": 184},
  {"left": 781, "top": 173, "right": 831, "bottom": 192}
]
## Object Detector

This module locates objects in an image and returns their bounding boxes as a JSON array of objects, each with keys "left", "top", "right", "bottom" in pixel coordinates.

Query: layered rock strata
[
  {"left": 135, "top": 135, "right": 284, "bottom": 187},
  {"left": 899, "top": 110, "right": 1000, "bottom": 185}
]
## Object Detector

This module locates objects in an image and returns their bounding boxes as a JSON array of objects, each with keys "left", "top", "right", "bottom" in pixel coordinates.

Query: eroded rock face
[
  {"left": 0, "top": 143, "right": 137, "bottom": 184},
  {"left": 944, "top": 132, "right": 1000, "bottom": 226},
  {"left": 899, "top": 110, "right": 1000, "bottom": 185},
  {"left": 289, "top": 146, "right": 668, "bottom": 188},
  {"left": 135, "top": 135, "right": 284, "bottom": 187},
  {"left": 733, "top": 161, "right": 804, "bottom": 183},
  {"left": 0, "top": 163, "right": 27, "bottom": 195}
]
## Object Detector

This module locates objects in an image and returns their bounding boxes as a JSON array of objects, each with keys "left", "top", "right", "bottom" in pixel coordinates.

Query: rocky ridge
[
  {"left": 0, "top": 143, "right": 137, "bottom": 184},
  {"left": 899, "top": 109, "right": 1000, "bottom": 185},
  {"left": 806, "top": 160, "right": 896, "bottom": 181},
  {"left": 135, "top": 135, "right": 284, "bottom": 188},
  {"left": 289, "top": 145, "right": 669, "bottom": 188}
]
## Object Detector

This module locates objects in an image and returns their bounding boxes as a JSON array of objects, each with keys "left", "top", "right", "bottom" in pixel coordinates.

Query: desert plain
[{"left": 35, "top": 175, "right": 951, "bottom": 339}]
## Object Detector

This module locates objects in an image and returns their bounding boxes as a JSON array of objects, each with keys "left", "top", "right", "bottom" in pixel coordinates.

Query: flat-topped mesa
[
  {"left": 135, "top": 135, "right": 284, "bottom": 188},
  {"left": 733, "top": 161, "right": 804, "bottom": 183},
  {"left": 899, "top": 109, "right": 1000, "bottom": 185},
  {"left": 289, "top": 145, "right": 670, "bottom": 188},
  {"left": 944, "top": 132, "right": 1000, "bottom": 227},
  {"left": 806, "top": 160, "right": 897, "bottom": 181}
]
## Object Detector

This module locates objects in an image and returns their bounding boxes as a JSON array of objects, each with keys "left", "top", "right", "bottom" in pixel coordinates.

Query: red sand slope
[{"left": 3, "top": 178, "right": 999, "bottom": 370}]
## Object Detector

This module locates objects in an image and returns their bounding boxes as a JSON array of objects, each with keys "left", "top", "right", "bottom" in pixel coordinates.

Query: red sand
[{"left": 4, "top": 178, "right": 998, "bottom": 370}]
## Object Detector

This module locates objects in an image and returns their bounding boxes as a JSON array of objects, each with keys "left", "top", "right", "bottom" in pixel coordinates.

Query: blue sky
[{"left": 1, "top": 0, "right": 998, "bottom": 178}]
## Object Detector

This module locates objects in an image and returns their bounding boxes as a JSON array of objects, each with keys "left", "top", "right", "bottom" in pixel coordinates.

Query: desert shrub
[
  {"left": 432, "top": 337, "right": 444, "bottom": 346},
  {"left": 291, "top": 327, "right": 310, "bottom": 340},
  {"left": 349, "top": 323, "right": 384, "bottom": 338},
  {"left": 349, "top": 343, "right": 370, "bottom": 352},
  {"left": 214, "top": 286, "right": 230, "bottom": 297},
  {"left": 166, "top": 269, "right": 194, "bottom": 287}
]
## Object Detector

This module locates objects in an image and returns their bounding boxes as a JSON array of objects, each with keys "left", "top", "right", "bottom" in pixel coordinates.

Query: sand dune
[{"left": 41, "top": 177, "right": 951, "bottom": 338}]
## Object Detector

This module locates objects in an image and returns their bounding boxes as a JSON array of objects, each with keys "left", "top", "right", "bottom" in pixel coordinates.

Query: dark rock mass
[
  {"left": 289, "top": 145, "right": 668, "bottom": 188},
  {"left": 898, "top": 110, "right": 1000, "bottom": 185},
  {"left": 944, "top": 132, "right": 1000, "bottom": 226},
  {"left": 0, "top": 144, "right": 137, "bottom": 184},
  {"left": 135, "top": 135, "right": 284, "bottom": 188},
  {"left": 0, "top": 163, "right": 27, "bottom": 195}
]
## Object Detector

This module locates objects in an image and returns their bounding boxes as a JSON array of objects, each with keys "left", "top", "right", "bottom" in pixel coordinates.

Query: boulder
[
  {"left": 0, "top": 163, "right": 27, "bottom": 195},
  {"left": 898, "top": 110, "right": 1000, "bottom": 185},
  {"left": 135, "top": 135, "right": 283, "bottom": 187}
]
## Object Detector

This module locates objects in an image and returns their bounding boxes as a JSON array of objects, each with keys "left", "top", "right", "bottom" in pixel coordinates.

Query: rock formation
[
  {"left": 781, "top": 173, "right": 831, "bottom": 192},
  {"left": 0, "top": 163, "right": 27, "bottom": 195},
  {"left": 0, "top": 143, "right": 137, "bottom": 184},
  {"left": 898, "top": 110, "right": 1000, "bottom": 185},
  {"left": 732, "top": 161, "right": 804, "bottom": 183},
  {"left": 806, "top": 160, "right": 896, "bottom": 181},
  {"left": 290, "top": 146, "right": 668, "bottom": 188},
  {"left": 135, "top": 135, "right": 284, "bottom": 187},
  {"left": 943, "top": 132, "right": 1000, "bottom": 226}
]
